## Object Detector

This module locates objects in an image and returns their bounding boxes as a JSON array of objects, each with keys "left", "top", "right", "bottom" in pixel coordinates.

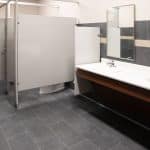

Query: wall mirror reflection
[{"left": 107, "top": 4, "right": 135, "bottom": 61}]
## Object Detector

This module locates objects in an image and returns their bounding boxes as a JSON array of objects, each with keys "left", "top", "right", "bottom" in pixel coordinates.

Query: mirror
[{"left": 107, "top": 5, "right": 135, "bottom": 61}]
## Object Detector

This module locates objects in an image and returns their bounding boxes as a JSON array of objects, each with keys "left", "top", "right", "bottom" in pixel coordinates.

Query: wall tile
[
  {"left": 136, "top": 47, "right": 150, "bottom": 66},
  {"left": 120, "top": 28, "right": 134, "bottom": 36},
  {"left": 100, "top": 44, "right": 107, "bottom": 58},
  {"left": 135, "top": 21, "right": 150, "bottom": 40},
  {"left": 121, "top": 40, "right": 134, "bottom": 49},
  {"left": 100, "top": 23, "right": 107, "bottom": 37},
  {"left": 77, "top": 23, "right": 100, "bottom": 27}
]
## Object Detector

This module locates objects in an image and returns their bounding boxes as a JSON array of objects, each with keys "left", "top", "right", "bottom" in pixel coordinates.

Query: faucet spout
[{"left": 107, "top": 60, "right": 116, "bottom": 67}]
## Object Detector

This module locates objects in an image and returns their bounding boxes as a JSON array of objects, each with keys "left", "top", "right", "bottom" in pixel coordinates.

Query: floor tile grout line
[
  {"left": 68, "top": 138, "right": 99, "bottom": 150},
  {"left": 0, "top": 126, "right": 12, "bottom": 150},
  {"left": 23, "top": 129, "right": 41, "bottom": 150},
  {"left": 46, "top": 121, "right": 70, "bottom": 148}
]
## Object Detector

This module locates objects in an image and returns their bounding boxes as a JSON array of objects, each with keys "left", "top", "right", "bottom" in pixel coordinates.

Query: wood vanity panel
[{"left": 77, "top": 69, "right": 150, "bottom": 103}]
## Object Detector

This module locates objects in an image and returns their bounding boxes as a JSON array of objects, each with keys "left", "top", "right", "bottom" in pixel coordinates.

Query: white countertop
[{"left": 76, "top": 59, "right": 150, "bottom": 91}]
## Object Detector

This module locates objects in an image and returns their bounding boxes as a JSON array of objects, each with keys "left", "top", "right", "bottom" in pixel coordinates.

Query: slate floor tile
[
  {"left": 0, "top": 128, "right": 10, "bottom": 150},
  {"left": 70, "top": 139, "right": 99, "bottom": 150},
  {"left": 6, "top": 106, "right": 37, "bottom": 124},
  {"left": 8, "top": 132, "right": 38, "bottom": 150},
  {"left": 0, "top": 117, "right": 26, "bottom": 140},
  {"left": 51, "top": 121, "right": 84, "bottom": 146},
  {"left": 85, "top": 127, "right": 119, "bottom": 150},
  {"left": 0, "top": 89, "right": 149, "bottom": 150},
  {"left": 38, "top": 134, "right": 68, "bottom": 150},
  {"left": 34, "top": 104, "right": 64, "bottom": 126},
  {"left": 0, "top": 101, "right": 15, "bottom": 120},
  {"left": 61, "top": 109, "right": 95, "bottom": 136},
  {"left": 23, "top": 117, "right": 54, "bottom": 143}
]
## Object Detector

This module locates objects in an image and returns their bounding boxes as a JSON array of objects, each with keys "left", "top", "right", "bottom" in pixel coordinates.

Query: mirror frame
[{"left": 106, "top": 4, "right": 136, "bottom": 62}]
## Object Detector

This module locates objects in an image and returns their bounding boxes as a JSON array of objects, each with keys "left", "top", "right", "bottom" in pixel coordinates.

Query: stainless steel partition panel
[{"left": 17, "top": 15, "right": 75, "bottom": 92}]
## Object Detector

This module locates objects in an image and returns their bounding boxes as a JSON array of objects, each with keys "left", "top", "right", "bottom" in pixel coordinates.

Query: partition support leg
[{"left": 15, "top": 89, "right": 19, "bottom": 109}]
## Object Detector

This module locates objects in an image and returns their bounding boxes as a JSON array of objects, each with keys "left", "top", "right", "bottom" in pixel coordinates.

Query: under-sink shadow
[{"left": 74, "top": 95, "right": 150, "bottom": 149}]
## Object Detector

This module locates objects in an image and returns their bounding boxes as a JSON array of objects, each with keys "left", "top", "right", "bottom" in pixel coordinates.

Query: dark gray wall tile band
[
  {"left": 77, "top": 21, "right": 150, "bottom": 40},
  {"left": 121, "top": 40, "right": 135, "bottom": 59},
  {"left": 135, "top": 21, "right": 150, "bottom": 40},
  {"left": 136, "top": 47, "right": 150, "bottom": 66},
  {"left": 77, "top": 21, "right": 150, "bottom": 67},
  {"left": 100, "top": 44, "right": 107, "bottom": 58},
  {"left": 100, "top": 23, "right": 107, "bottom": 37},
  {"left": 100, "top": 43, "right": 150, "bottom": 67},
  {"left": 76, "top": 23, "right": 101, "bottom": 27},
  {"left": 121, "top": 39, "right": 134, "bottom": 49},
  {"left": 99, "top": 21, "right": 150, "bottom": 40},
  {"left": 120, "top": 28, "right": 134, "bottom": 36}
]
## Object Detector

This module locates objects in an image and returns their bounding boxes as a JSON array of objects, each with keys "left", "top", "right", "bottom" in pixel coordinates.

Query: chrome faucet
[{"left": 107, "top": 60, "right": 116, "bottom": 67}]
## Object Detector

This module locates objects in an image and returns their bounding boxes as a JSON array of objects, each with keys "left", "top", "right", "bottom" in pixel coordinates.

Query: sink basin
[
  {"left": 77, "top": 62, "right": 150, "bottom": 90},
  {"left": 101, "top": 64, "right": 122, "bottom": 74}
]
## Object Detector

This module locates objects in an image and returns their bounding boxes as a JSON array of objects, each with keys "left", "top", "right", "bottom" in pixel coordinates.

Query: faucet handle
[{"left": 111, "top": 60, "right": 115, "bottom": 64}]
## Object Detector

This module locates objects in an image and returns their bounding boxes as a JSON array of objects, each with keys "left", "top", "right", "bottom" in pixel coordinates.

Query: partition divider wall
[
  {"left": 0, "top": 19, "right": 5, "bottom": 81},
  {"left": 74, "top": 26, "right": 100, "bottom": 95},
  {"left": 0, "top": 1, "right": 10, "bottom": 94},
  {"left": 6, "top": 0, "right": 76, "bottom": 108}
]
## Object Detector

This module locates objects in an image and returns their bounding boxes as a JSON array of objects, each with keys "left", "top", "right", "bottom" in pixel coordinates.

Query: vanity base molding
[{"left": 77, "top": 69, "right": 150, "bottom": 103}]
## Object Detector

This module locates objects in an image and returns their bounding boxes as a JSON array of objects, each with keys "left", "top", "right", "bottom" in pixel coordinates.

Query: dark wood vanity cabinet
[
  {"left": 76, "top": 68, "right": 150, "bottom": 126},
  {"left": 77, "top": 68, "right": 150, "bottom": 103}
]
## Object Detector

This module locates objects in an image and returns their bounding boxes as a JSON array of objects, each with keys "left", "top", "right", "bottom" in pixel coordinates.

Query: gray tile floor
[{"left": 0, "top": 89, "right": 149, "bottom": 150}]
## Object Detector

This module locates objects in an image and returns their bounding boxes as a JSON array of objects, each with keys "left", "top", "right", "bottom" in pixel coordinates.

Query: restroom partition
[
  {"left": 74, "top": 26, "right": 100, "bottom": 95},
  {"left": 0, "top": 19, "right": 5, "bottom": 81},
  {"left": 7, "top": 14, "right": 75, "bottom": 108},
  {"left": 0, "top": 2, "right": 8, "bottom": 94}
]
